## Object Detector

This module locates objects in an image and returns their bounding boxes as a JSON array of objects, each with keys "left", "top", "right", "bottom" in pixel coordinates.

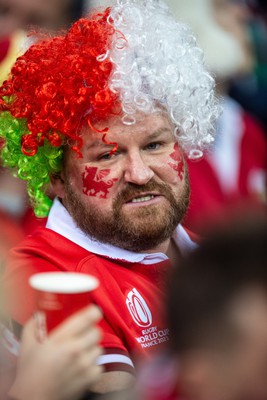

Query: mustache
[{"left": 114, "top": 179, "right": 175, "bottom": 205}]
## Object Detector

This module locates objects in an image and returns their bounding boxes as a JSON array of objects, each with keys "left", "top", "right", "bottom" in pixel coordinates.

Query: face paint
[
  {"left": 168, "top": 143, "right": 184, "bottom": 181},
  {"left": 82, "top": 166, "right": 118, "bottom": 198}
]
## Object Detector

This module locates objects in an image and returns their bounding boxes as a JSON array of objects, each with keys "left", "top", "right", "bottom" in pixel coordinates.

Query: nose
[{"left": 124, "top": 151, "right": 154, "bottom": 185}]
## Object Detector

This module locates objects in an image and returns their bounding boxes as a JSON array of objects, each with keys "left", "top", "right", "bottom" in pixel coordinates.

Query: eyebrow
[
  {"left": 146, "top": 127, "right": 172, "bottom": 141},
  {"left": 86, "top": 126, "right": 171, "bottom": 151},
  {"left": 86, "top": 140, "right": 113, "bottom": 151}
]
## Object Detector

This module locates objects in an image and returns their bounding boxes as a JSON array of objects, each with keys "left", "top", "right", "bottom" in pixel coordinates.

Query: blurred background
[
  {"left": 166, "top": 0, "right": 267, "bottom": 234},
  {"left": 0, "top": 0, "right": 87, "bottom": 267}
]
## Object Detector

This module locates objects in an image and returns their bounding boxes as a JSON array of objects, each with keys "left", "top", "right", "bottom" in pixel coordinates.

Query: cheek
[
  {"left": 167, "top": 143, "right": 185, "bottom": 181},
  {"left": 81, "top": 166, "right": 118, "bottom": 199}
]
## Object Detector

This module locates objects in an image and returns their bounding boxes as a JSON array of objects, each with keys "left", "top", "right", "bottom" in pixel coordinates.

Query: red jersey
[{"left": 4, "top": 199, "right": 198, "bottom": 373}]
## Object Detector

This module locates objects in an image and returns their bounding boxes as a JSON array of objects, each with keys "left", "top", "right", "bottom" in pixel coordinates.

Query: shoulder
[{"left": 9, "top": 227, "right": 90, "bottom": 262}]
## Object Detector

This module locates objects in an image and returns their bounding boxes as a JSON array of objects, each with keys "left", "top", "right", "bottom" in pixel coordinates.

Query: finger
[
  {"left": 21, "top": 318, "right": 35, "bottom": 341},
  {"left": 63, "top": 327, "right": 103, "bottom": 365},
  {"left": 77, "top": 346, "right": 104, "bottom": 375},
  {"left": 77, "top": 326, "right": 103, "bottom": 351},
  {"left": 50, "top": 305, "right": 102, "bottom": 340},
  {"left": 20, "top": 318, "right": 39, "bottom": 352}
]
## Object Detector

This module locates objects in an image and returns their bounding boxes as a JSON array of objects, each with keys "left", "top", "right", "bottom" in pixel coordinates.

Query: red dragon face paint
[
  {"left": 82, "top": 166, "right": 118, "bottom": 199},
  {"left": 168, "top": 143, "right": 184, "bottom": 181}
]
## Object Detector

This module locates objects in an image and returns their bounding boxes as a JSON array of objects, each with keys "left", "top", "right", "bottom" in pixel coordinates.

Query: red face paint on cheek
[
  {"left": 82, "top": 166, "right": 118, "bottom": 198},
  {"left": 167, "top": 143, "right": 185, "bottom": 181}
]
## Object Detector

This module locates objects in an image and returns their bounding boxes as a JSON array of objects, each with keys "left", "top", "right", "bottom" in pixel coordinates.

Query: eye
[
  {"left": 145, "top": 142, "right": 163, "bottom": 151},
  {"left": 98, "top": 150, "right": 120, "bottom": 161}
]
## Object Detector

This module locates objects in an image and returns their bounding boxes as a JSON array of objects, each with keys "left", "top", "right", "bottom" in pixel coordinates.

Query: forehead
[{"left": 81, "top": 112, "right": 174, "bottom": 146}]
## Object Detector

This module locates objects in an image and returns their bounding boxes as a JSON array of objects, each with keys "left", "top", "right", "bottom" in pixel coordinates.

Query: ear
[{"left": 50, "top": 172, "right": 66, "bottom": 199}]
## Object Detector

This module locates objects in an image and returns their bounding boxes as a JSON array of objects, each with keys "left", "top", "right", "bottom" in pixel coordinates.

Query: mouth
[
  {"left": 125, "top": 193, "right": 161, "bottom": 205},
  {"left": 129, "top": 194, "right": 156, "bottom": 203}
]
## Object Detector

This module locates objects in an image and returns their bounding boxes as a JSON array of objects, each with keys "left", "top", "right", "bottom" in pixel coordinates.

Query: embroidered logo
[{"left": 126, "top": 288, "right": 152, "bottom": 327}]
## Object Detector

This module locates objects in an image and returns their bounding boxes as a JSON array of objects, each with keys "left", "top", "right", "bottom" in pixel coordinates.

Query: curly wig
[{"left": 0, "top": 0, "right": 220, "bottom": 217}]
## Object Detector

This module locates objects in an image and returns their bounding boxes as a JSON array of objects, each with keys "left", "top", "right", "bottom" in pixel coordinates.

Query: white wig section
[
  {"left": 167, "top": 0, "right": 245, "bottom": 80},
  {"left": 106, "top": 0, "right": 221, "bottom": 159}
]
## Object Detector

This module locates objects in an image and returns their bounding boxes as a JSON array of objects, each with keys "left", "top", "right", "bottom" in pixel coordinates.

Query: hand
[{"left": 10, "top": 305, "right": 103, "bottom": 400}]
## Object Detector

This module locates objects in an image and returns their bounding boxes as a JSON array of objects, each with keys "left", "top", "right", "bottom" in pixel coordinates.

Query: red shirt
[{"left": 4, "top": 199, "right": 198, "bottom": 372}]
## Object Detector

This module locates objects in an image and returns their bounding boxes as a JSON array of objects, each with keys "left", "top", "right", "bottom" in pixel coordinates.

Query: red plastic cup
[{"left": 29, "top": 272, "right": 99, "bottom": 339}]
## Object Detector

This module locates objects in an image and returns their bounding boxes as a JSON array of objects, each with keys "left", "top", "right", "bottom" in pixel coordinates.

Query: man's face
[{"left": 57, "top": 112, "right": 190, "bottom": 252}]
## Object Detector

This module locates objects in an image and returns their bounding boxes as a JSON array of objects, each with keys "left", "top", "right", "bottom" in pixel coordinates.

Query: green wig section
[{"left": 0, "top": 112, "right": 63, "bottom": 217}]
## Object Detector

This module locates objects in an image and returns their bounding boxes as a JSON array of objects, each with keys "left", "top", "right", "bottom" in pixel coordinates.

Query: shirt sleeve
[{"left": 97, "top": 318, "right": 135, "bottom": 374}]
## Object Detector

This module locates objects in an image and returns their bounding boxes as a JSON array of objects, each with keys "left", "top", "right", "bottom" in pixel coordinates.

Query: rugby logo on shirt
[{"left": 126, "top": 288, "right": 152, "bottom": 327}]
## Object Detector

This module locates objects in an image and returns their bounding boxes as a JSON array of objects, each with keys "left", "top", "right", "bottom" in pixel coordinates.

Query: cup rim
[{"left": 29, "top": 272, "right": 99, "bottom": 294}]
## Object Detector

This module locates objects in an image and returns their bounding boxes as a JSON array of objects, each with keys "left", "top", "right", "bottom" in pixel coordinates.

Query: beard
[{"left": 63, "top": 175, "right": 190, "bottom": 252}]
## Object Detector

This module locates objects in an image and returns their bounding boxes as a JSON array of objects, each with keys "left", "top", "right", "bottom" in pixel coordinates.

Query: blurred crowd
[
  {"left": 167, "top": 0, "right": 267, "bottom": 234},
  {"left": 0, "top": 0, "right": 267, "bottom": 399}
]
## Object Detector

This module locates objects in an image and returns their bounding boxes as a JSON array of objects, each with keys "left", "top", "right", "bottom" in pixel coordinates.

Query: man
[
  {"left": 135, "top": 217, "right": 267, "bottom": 400},
  {"left": 0, "top": 0, "right": 219, "bottom": 393}
]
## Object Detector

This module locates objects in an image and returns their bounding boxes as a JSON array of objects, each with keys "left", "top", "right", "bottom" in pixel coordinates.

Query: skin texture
[{"left": 9, "top": 305, "right": 103, "bottom": 400}]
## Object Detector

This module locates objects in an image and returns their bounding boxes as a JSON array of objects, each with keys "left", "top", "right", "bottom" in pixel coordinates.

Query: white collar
[{"left": 46, "top": 198, "right": 198, "bottom": 265}]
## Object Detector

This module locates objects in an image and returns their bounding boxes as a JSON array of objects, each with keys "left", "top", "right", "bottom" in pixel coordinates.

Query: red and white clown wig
[{"left": 0, "top": 0, "right": 220, "bottom": 217}]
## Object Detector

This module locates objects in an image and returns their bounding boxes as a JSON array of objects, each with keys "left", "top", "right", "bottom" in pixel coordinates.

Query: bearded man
[{"left": 0, "top": 0, "right": 219, "bottom": 393}]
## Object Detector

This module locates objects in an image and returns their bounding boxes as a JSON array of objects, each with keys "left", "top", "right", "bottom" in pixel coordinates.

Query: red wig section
[{"left": 0, "top": 8, "right": 121, "bottom": 157}]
